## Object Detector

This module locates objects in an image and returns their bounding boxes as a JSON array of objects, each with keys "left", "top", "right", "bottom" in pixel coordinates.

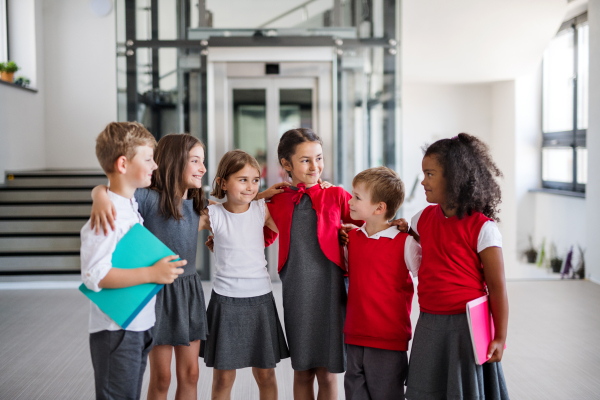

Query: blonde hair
[
  {"left": 95, "top": 122, "right": 156, "bottom": 173},
  {"left": 211, "top": 150, "right": 261, "bottom": 199},
  {"left": 352, "top": 167, "right": 405, "bottom": 220}
]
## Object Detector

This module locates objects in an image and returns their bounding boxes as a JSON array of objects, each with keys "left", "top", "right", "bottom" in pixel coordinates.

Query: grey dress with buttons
[
  {"left": 135, "top": 188, "right": 208, "bottom": 346},
  {"left": 279, "top": 192, "right": 347, "bottom": 373}
]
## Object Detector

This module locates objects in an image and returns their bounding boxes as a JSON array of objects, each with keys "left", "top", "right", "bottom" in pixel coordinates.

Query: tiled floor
[{"left": 0, "top": 276, "right": 599, "bottom": 399}]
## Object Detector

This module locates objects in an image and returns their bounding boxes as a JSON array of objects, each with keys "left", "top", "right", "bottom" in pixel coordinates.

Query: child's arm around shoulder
[
  {"left": 263, "top": 200, "right": 279, "bottom": 234},
  {"left": 90, "top": 185, "right": 116, "bottom": 236},
  {"left": 404, "top": 235, "right": 421, "bottom": 277}
]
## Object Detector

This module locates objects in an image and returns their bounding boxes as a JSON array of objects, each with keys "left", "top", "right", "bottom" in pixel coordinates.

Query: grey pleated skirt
[
  {"left": 153, "top": 273, "right": 208, "bottom": 346},
  {"left": 280, "top": 194, "right": 347, "bottom": 373},
  {"left": 405, "top": 312, "right": 510, "bottom": 400},
  {"left": 199, "top": 290, "right": 290, "bottom": 370}
]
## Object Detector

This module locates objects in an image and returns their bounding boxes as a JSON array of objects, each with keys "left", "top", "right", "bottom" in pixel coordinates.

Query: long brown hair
[
  {"left": 151, "top": 133, "right": 207, "bottom": 220},
  {"left": 211, "top": 150, "right": 261, "bottom": 199}
]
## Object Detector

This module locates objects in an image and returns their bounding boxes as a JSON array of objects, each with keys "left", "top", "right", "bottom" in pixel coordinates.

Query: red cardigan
[
  {"left": 265, "top": 184, "right": 362, "bottom": 272},
  {"left": 344, "top": 229, "right": 414, "bottom": 351},
  {"left": 417, "top": 205, "right": 491, "bottom": 314}
]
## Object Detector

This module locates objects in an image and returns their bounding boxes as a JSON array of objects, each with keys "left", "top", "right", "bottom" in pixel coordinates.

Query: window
[
  {"left": 542, "top": 13, "right": 588, "bottom": 192},
  {"left": 0, "top": 0, "right": 7, "bottom": 62}
]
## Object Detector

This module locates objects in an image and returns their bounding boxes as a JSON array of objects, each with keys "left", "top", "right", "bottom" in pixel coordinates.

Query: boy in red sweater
[{"left": 344, "top": 167, "right": 421, "bottom": 400}]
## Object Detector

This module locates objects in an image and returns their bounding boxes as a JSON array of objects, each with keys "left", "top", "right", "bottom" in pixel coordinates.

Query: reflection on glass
[
  {"left": 279, "top": 89, "right": 312, "bottom": 135},
  {"left": 542, "top": 147, "right": 573, "bottom": 183},
  {"left": 577, "top": 23, "right": 589, "bottom": 130},
  {"left": 543, "top": 29, "right": 574, "bottom": 133},
  {"left": 158, "top": 0, "right": 178, "bottom": 40},
  {"left": 233, "top": 89, "right": 268, "bottom": 191},
  {"left": 577, "top": 147, "right": 587, "bottom": 184},
  {"left": 136, "top": 0, "right": 151, "bottom": 40},
  {"left": 159, "top": 48, "right": 178, "bottom": 91}
]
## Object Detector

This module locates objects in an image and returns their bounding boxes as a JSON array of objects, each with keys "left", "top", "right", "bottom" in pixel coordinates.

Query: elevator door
[{"left": 229, "top": 78, "right": 318, "bottom": 191}]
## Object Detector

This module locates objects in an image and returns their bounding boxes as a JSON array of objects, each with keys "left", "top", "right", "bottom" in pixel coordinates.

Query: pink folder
[{"left": 466, "top": 295, "right": 503, "bottom": 365}]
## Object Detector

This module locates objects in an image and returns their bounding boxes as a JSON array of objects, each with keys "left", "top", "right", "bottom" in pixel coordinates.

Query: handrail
[{"left": 258, "top": 0, "right": 318, "bottom": 28}]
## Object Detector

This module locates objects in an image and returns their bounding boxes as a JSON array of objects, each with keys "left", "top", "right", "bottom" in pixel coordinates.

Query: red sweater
[
  {"left": 344, "top": 229, "right": 414, "bottom": 351},
  {"left": 266, "top": 184, "right": 361, "bottom": 272},
  {"left": 416, "top": 205, "right": 491, "bottom": 315}
]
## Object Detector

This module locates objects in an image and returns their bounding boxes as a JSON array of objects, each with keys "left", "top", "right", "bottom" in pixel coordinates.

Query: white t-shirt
[
  {"left": 208, "top": 199, "right": 272, "bottom": 298},
  {"left": 80, "top": 190, "right": 156, "bottom": 333},
  {"left": 410, "top": 208, "right": 502, "bottom": 253}
]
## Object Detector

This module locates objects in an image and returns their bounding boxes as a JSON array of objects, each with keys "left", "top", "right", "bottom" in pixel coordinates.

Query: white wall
[
  {"left": 42, "top": 0, "right": 117, "bottom": 170},
  {"left": 0, "top": 0, "right": 46, "bottom": 184},
  {"left": 586, "top": 0, "right": 600, "bottom": 283},
  {"left": 401, "top": 82, "right": 493, "bottom": 219}
]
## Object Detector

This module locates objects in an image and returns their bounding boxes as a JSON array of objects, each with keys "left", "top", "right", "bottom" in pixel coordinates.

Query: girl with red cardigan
[
  {"left": 265, "top": 128, "right": 362, "bottom": 400},
  {"left": 405, "top": 133, "right": 510, "bottom": 400}
]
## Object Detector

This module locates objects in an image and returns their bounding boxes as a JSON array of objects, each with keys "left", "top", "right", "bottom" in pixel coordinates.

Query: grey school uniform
[
  {"left": 279, "top": 192, "right": 347, "bottom": 373},
  {"left": 405, "top": 312, "right": 510, "bottom": 400},
  {"left": 135, "top": 188, "right": 208, "bottom": 346}
]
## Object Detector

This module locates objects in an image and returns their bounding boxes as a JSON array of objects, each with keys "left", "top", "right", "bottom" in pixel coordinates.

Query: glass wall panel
[
  {"left": 159, "top": 0, "right": 178, "bottom": 40},
  {"left": 136, "top": 0, "right": 152, "bottom": 40},
  {"left": 577, "top": 147, "right": 587, "bottom": 184},
  {"left": 577, "top": 23, "right": 589, "bottom": 130},
  {"left": 543, "top": 29, "right": 574, "bottom": 133},
  {"left": 542, "top": 147, "right": 573, "bottom": 183},
  {"left": 279, "top": 89, "right": 313, "bottom": 135},
  {"left": 233, "top": 89, "right": 268, "bottom": 191}
]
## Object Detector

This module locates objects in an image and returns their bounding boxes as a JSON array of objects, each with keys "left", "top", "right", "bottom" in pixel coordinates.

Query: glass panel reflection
[
  {"left": 577, "top": 23, "right": 589, "bottom": 130},
  {"left": 577, "top": 147, "right": 587, "bottom": 184},
  {"left": 233, "top": 89, "right": 268, "bottom": 191},
  {"left": 542, "top": 147, "right": 573, "bottom": 183},
  {"left": 543, "top": 29, "right": 574, "bottom": 133},
  {"left": 279, "top": 89, "right": 312, "bottom": 135}
]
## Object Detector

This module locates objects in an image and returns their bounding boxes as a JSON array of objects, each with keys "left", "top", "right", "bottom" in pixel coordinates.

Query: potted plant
[
  {"left": 548, "top": 243, "right": 563, "bottom": 273},
  {"left": 14, "top": 76, "right": 30, "bottom": 87},
  {"left": 0, "top": 61, "right": 20, "bottom": 83},
  {"left": 523, "top": 235, "right": 538, "bottom": 263}
]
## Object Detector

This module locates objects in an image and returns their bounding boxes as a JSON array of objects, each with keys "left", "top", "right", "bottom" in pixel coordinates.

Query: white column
[{"left": 586, "top": 0, "right": 600, "bottom": 283}]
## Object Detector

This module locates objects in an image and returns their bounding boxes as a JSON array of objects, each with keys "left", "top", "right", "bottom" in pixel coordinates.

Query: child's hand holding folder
[{"left": 151, "top": 255, "right": 186, "bottom": 284}]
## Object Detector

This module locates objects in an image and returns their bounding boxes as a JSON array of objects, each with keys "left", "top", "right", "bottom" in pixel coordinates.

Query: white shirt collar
[{"left": 358, "top": 223, "right": 400, "bottom": 240}]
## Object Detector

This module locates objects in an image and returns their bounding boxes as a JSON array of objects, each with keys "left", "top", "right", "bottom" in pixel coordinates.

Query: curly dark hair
[{"left": 424, "top": 133, "right": 503, "bottom": 222}]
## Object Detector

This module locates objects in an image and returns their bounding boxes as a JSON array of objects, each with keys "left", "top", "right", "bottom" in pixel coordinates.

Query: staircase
[{"left": 0, "top": 170, "right": 107, "bottom": 274}]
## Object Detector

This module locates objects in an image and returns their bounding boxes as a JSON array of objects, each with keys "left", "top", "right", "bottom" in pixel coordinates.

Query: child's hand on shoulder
[
  {"left": 151, "top": 255, "right": 186, "bottom": 284},
  {"left": 91, "top": 197, "right": 117, "bottom": 236},
  {"left": 318, "top": 179, "right": 334, "bottom": 189},
  {"left": 339, "top": 223, "right": 359, "bottom": 246},
  {"left": 205, "top": 235, "right": 214, "bottom": 252},
  {"left": 390, "top": 218, "right": 409, "bottom": 233},
  {"left": 257, "top": 182, "right": 291, "bottom": 200}
]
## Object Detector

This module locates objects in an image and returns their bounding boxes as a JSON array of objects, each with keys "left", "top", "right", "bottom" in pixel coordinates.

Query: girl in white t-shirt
[{"left": 198, "top": 150, "right": 288, "bottom": 400}]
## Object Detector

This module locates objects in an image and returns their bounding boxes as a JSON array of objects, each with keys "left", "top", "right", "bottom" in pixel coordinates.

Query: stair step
[
  {"left": 0, "top": 204, "right": 92, "bottom": 217},
  {"left": 0, "top": 237, "right": 81, "bottom": 252},
  {"left": 0, "top": 255, "right": 80, "bottom": 272},
  {"left": 0, "top": 189, "right": 92, "bottom": 202},
  {"left": 0, "top": 219, "right": 88, "bottom": 234},
  {"left": 4, "top": 177, "right": 108, "bottom": 188}
]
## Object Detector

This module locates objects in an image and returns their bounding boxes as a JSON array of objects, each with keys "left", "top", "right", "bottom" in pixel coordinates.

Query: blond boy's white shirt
[
  {"left": 344, "top": 224, "right": 422, "bottom": 277},
  {"left": 80, "top": 190, "right": 156, "bottom": 333}
]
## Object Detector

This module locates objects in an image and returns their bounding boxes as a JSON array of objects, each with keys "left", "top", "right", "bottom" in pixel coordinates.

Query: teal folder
[{"left": 79, "top": 223, "right": 175, "bottom": 329}]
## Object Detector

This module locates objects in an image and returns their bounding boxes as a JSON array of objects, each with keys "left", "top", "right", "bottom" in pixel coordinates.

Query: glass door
[{"left": 229, "top": 78, "right": 317, "bottom": 189}]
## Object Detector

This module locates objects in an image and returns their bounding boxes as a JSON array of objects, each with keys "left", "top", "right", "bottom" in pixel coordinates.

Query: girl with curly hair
[{"left": 405, "top": 133, "right": 510, "bottom": 400}]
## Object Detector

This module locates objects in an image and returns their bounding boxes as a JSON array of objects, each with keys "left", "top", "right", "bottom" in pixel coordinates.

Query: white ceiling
[{"left": 402, "top": 0, "right": 570, "bottom": 83}]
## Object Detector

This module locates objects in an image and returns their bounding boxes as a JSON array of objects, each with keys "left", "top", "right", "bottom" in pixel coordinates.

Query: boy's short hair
[
  {"left": 353, "top": 167, "right": 405, "bottom": 220},
  {"left": 96, "top": 122, "right": 156, "bottom": 174}
]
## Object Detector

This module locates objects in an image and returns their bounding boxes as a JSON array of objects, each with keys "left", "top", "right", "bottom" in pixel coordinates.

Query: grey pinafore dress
[
  {"left": 135, "top": 188, "right": 208, "bottom": 346},
  {"left": 279, "top": 192, "right": 347, "bottom": 373}
]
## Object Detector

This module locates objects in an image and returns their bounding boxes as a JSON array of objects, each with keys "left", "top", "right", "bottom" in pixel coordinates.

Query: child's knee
[
  {"left": 315, "top": 369, "right": 336, "bottom": 386},
  {"left": 180, "top": 364, "right": 200, "bottom": 385},
  {"left": 295, "top": 369, "right": 316, "bottom": 385},
  {"left": 253, "top": 368, "right": 276, "bottom": 387},
  {"left": 152, "top": 369, "right": 172, "bottom": 391},
  {"left": 213, "top": 370, "right": 236, "bottom": 390}
]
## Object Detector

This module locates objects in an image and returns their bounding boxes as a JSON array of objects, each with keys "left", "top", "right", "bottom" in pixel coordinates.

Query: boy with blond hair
[
  {"left": 80, "top": 122, "right": 185, "bottom": 400},
  {"left": 344, "top": 166, "right": 421, "bottom": 400}
]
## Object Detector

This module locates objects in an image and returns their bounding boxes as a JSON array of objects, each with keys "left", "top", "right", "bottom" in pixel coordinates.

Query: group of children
[{"left": 80, "top": 122, "right": 510, "bottom": 400}]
